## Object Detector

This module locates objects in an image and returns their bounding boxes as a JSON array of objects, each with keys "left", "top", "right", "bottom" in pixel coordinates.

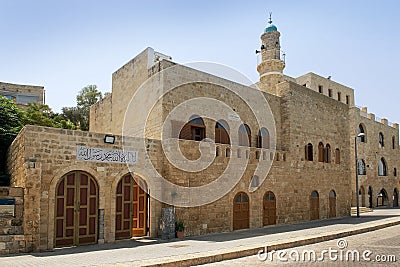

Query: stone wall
[
  {"left": 349, "top": 107, "right": 399, "bottom": 207},
  {"left": 0, "top": 187, "right": 29, "bottom": 254}
]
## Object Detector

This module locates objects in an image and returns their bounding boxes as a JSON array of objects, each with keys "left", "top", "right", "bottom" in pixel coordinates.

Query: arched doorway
[
  {"left": 115, "top": 174, "right": 149, "bottom": 239},
  {"left": 233, "top": 192, "right": 249, "bottom": 230},
  {"left": 394, "top": 188, "right": 399, "bottom": 207},
  {"left": 310, "top": 191, "right": 319, "bottom": 220},
  {"left": 328, "top": 190, "right": 336, "bottom": 218},
  {"left": 55, "top": 171, "right": 98, "bottom": 247},
  {"left": 263, "top": 191, "right": 276, "bottom": 226},
  {"left": 377, "top": 188, "right": 388, "bottom": 206},
  {"left": 368, "top": 186, "right": 373, "bottom": 208},
  {"left": 359, "top": 186, "right": 366, "bottom": 207}
]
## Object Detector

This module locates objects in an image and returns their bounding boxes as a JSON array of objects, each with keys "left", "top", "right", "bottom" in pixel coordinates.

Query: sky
[{"left": 1, "top": 0, "right": 400, "bottom": 123}]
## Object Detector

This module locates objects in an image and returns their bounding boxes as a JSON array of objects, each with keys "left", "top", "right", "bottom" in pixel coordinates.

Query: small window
[
  {"left": 346, "top": 95, "right": 350, "bottom": 105},
  {"left": 394, "top": 168, "right": 397, "bottom": 177},
  {"left": 250, "top": 176, "right": 259, "bottom": 187},
  {"left": 337, "top": 92, "right": 341, "bottom": 101},
  {"left": 358, "top": 159, "right": 366, "bottom": 175},
  {"left": 305, "top": 143, "right": 313, "bottom": 161},
  {"left": 378, "top": 158, "right": 387, "bottom": 176},
  {"left": 216, "top": 147, "right": 220, "bottom": 157},
  {"left": 358, "top": 124, "right": 366, "bottom": 142},
  {"left": 392, "top": 136, "right": 396, "bottom": 149},
  {"left": 245, "top": 150, "right": 250, "bottom": 159},
  {"left": 335, "top": 148, "right": 340, "bottom": 164},
  {"left": 311, "top": 191, "right": 319, "bottom": 198},
  {"left": 318, "top": 142, "right": 324, "bottom": 162},
  {"left": 255, "top": 151, "right": 260, "bottom": 159},
  {"left": 239, "top": 124, "right": 251, "bottom": 147},
  {"left": 262, "top": 151, "right": 267, "bottom": 160},
  {"left": 328, "top": 89, "right": 332, "bottom": 97},
  {"left": 324, "top": 144, "right": 331, "bottom": 163},
  {"left": 257, "top": 128, "right": 270, "bottom": 148},
  {"left": 318, "top": 85, "right": 323, "bottom": 93},
  {"left": 379, "top": 132, "right": 384, "bottom": 147}
]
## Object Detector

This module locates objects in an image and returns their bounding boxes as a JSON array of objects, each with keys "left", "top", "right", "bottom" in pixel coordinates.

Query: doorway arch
[
  {"left": 368, "top": 186, "right": 373, "bottom": 208},
  {"left": 377, "top": 188, "right": 388, "bottom": 206},
  {"left": 310, "top": 191, "right": 319, "bottom": 220},
  {"left": 393, "top": 188, "right": 399, "bottom": 207},
  {"left": 55, "top": 171, "right": 99, "bottom": 247},
  {"left": 263, "top": 191, "right": 276, "bottom": 226},
  {"left": 115, "top": 174, "right": 149, "bottom": 239},
  {"left": 233, "top": 192, "right": 249, "bottom": 230},
  {"left": 328, "top": 190, "right": 336, "bottom": 218}
]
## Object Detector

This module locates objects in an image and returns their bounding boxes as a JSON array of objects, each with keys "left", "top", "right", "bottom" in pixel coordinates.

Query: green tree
[
  {"left": 63, "top": 85, "right": 104, "bottom": 131},
  {"left": 0, "top": 96, "right": 24, "bottom": 185},
  {"left": 0, "top": 97, "right": 76, "bottom": 185}
]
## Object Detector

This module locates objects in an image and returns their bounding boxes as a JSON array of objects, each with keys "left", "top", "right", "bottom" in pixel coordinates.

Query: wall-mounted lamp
[{"left": 104, "top": 135, "right": 115, "bottom": 144}]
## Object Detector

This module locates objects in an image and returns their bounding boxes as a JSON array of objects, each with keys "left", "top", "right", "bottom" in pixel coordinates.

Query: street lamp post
[{"left": 355, "top": 132, "right": 365, "bottom": 218}]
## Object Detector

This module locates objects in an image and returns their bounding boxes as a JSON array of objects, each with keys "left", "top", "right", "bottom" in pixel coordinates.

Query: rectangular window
[
  {"left": 346, "top": 95, "right": 350, "bottom": 105},
  {"left": 328, "top": 89, "right": 332, "bottom": 97},
  {"left": 318, "top": 85, "right": 323, "bottom": 93},
  {"left": 337, "top": 92, "right": 341, "bottom": 101}
]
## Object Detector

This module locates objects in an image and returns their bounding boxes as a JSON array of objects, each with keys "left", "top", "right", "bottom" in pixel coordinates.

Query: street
[{"left": 198, "top": 224, "right": 400, "bottom": 266}]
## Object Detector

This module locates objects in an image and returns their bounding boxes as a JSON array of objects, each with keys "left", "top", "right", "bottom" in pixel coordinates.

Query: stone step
[{"left": 351, "top": 207, "right": 373, "bottom": 214}]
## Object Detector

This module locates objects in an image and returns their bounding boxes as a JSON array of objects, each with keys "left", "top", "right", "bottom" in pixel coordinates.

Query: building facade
[
  {"left": 0, "top": 81, "right": 44, "bottom": 107},
  {"left": 3, "top": 19, "right": 399, "bottom": 253}
]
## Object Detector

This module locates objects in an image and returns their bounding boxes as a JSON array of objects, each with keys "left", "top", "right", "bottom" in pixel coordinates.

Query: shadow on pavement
[{"left": 5, "top": 207, "right": 399, "bottom": 257}]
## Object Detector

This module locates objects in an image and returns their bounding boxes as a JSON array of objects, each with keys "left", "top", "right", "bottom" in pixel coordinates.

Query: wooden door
[
  {"left": 328, "top": 190, "right": 336, "bottom": 218},
  {"left": 310, "top": 191, "right": 319, "bottom": 220},
  {"left": 133, "top": 179, "right": 147, "bottom": 236},
  {"left": 115, "top": 175, "right": 133, "bottom": 239},
  {"left": 263, "top": 191, "right": 276, "bottom": 226},
  {"left": 55, "top": 171, "right": 98, "bottom": 247},
  {"left": 115, "top": 175, "right": 148, "bottom": 239},
  {"left": 233, "top": 192, "right": 249, "bottom": 230}
]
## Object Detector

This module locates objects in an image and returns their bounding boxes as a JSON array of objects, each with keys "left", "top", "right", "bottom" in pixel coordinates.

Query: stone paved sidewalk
[{"left": 0, "top": 208, "right": 399, "bottom": 267}]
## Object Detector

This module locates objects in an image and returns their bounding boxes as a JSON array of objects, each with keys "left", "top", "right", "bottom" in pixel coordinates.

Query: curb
[{"left": 136, "top": 219, "right": 400, "bottom": 267}]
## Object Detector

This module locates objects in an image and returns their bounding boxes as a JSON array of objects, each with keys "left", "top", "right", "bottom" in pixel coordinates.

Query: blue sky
[{"left": 1, "top": 0, "right": 400, "bottom": 123}]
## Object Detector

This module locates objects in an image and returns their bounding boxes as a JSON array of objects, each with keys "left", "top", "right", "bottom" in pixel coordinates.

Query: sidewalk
[{"left": 1, "top": 208, "right": 399, "bottom": 267}]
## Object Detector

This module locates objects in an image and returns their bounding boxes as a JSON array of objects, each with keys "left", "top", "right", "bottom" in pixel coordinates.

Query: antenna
[{"left": 268, "top": 12, "right": 273, "bottom": 24}]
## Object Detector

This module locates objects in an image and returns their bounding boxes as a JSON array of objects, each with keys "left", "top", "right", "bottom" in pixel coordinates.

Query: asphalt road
[{"left": 198, "top": 224, "right": 400, "bottom": 266}]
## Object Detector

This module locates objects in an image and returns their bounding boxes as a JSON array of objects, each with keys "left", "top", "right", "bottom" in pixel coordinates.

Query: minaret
[{"left": 257, "top": 14, "right": 285, "bottom": 93}]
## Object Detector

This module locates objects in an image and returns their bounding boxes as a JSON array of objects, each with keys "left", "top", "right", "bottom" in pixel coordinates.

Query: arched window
[
  {"left": 379, "top": 132, "right": 384, "bottom": 147},
  {"left": 318, "top": 142, "right": 324, "bottom": 162},
  {"left": 324, "top": 144, "right": 331, "bottom": 163},
  {"left": 335, "top": 148, "right": 340, "bottom": 164},
  {"left": 239, "top": 124, "right": 251, "bottom": 147},
  {"left": 305, "top": 143, "right": 313, "bottom": 161},
  {"left": 358, "top": 124, "right": 366, "bottom": 142},
  {"left": 358, "top": 159, "right": 366, "bottom": 175},
  {"left": 392, "top": 136, "right": 396, "bottom": 149},
  {"left": 257, "top": 127, "right": 270, "bottom": 148},
  {"left": 215, "top": 120, "right": 230, "bottom": 144},
  {"left": 250, "top": 175, "right": 259, "bottom": 187},
  {"left": 179, "top": 115, "right": 205, "bottom": 141},
  {"left": 378, "top": 158, "right": 387, "bottom": 176}
]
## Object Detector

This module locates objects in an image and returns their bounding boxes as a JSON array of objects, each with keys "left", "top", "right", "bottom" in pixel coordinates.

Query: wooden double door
[
  {"left": 115, "top": 174, "right": 148, "bottom": 239},
  {"left": 233, "top": 192, "right": 249, "bottom": 230},
  {"left": 55, "top": 171, "right": 98, "bottom": 247},
  {"left": 263, "top": 191, "right": 276, "bottom": 226}
]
